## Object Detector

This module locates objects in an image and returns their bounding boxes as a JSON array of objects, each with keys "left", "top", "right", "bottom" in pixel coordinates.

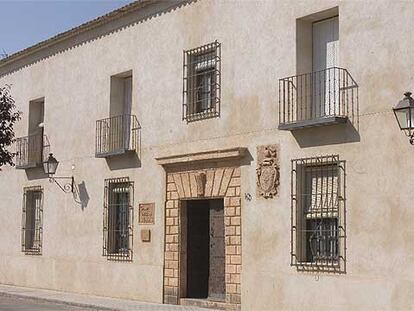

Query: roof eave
[{"left": 0, "top": 0, "right": 157, "bottom": 69}]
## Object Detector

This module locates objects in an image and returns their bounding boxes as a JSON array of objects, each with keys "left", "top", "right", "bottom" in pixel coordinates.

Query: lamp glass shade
[
  {"left": 394, "top": 92, "right": 414, "bottom": 131},
  {"left": 43, "top": 153, "right": 59, "bottom": 175},
  {"left": 394, "top": 107, "right": 413, "bottom": 130}
]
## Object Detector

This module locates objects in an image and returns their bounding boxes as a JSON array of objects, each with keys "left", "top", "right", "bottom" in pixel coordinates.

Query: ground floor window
[
  {"left": 22, "top": 186, "right": 43, "bottom": 255},
  {"left": 291, "top": 155, "right": 346, "bottom": 272},
  {"left": 103, "top": 177, "right": 134, "bottom": 261}
]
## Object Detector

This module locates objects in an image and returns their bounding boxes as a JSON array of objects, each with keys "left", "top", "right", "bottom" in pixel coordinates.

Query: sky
[{"left": 0, "top": 0, "right": 135, "bottom": 58}]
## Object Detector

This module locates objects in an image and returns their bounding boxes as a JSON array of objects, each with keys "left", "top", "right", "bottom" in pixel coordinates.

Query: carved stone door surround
[{"left": 156, "top": 147, "right": 246, "bottom": 310}]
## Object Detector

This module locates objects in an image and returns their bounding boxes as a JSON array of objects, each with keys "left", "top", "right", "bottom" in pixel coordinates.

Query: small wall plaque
[
  {"left": 139, "top": 203, "right": 155, "bottom": 224},
  {"left": 141, "top": 229, "right": 151, "bottom": 242}
]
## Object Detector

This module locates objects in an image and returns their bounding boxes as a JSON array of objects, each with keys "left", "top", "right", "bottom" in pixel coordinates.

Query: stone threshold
[{"left": 180, "top": 298, "right": 239, "bottom": 311}]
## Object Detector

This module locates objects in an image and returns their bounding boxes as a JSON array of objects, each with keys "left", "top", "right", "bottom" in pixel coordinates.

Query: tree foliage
[{"left": 0, "top": 85, "right": 21, "bottom": 169}]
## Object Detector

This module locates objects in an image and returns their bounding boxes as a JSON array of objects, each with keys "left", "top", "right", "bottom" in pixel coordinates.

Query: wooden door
[{"left": 313, "top": 17, "right": 339, "bottom": 117}]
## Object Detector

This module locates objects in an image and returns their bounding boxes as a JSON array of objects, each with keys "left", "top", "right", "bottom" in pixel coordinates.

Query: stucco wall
[{"left": 0, "top": 0, "right": 413, "bottom": 310}]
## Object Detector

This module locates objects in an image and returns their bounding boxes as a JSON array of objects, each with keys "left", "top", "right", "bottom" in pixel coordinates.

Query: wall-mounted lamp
[
  {"left": 43, "top": 153, "right": 74, "bottom": 193},
  {"left": 393, "top": 92, "right": 414, "bottom": 145}
]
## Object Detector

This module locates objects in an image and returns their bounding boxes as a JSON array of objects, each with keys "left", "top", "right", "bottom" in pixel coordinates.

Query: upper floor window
[
  {"left": 22, "top": 186, "right": 43, "bottom": 255},
  {"left": 16, "top": 98, "right": 50, "bottom": 169},
  {"left": 110, "top": 72, "right": 132, "bottom": 118},
  {"left": 279, "top": 9, "right": 358, "bottom": 131},
  {"left": 183, "top": 41, "right": 221, "bottom": 122},
  {"left": 96, "top": 72, "right": 141, "bottom": 158},
  {"left": 103, "top": 177, "right": 134, "bottom": 261},
  {"left": 291, "top": 155, "right": 346, "bottom": 273}
]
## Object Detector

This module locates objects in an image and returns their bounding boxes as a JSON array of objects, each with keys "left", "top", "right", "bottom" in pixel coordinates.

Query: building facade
[{"left": 0, "top": 0, "right": 413, "bottom": 310}]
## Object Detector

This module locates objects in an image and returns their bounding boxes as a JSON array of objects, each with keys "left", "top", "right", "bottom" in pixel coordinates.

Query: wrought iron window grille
[
  {"left": 103, "top": 177, "right": 134, "bottom": 261},
  {"left": 183, "top": 40, "right": 221, "bottom": 122},
  {"left": 279, "top": 67, "right": 358, "bottom": 130},
  {"left": 291, "top": 155, "right": 346, "bottom": 273},
  {"left": 96, "top": 114, "right": 141, "bottom": 158},
  {"left": 21, "top": 186, "right": 43, "bottom": 255}
]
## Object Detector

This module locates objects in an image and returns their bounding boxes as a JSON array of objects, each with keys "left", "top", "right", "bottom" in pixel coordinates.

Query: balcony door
[
  {"left": 122, "top": 76, "right": 132, "bottom": 150},
  {"left": 107, "top": 75, "right": 132, "bottom": 153},
  {"left": 28, "top": 99, "right": 45, "bottom": 166},
  {"left": 313, "top": 16, "right": 339, "bottom": 117}
]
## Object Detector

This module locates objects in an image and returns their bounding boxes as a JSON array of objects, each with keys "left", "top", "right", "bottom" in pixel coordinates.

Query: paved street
[
  {"left": 0, "top": 285, "right": 219, "bottom": 311},
  {"left": 0, "top": 296, "right": 93, "bottom": 311}
]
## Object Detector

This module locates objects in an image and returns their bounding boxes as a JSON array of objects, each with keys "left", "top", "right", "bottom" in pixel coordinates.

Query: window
[
  {"left": 22, "top": 186, "right": 43, "bottom": 255},
  {"left": 103, "top": 177, "right": 134, "bottom": 261},
  {"left": 279, "top": 8, "right": 358, "bottom": 130},
  {"left": 291, "top": 155, "right": 346, "bottom": 272},
  {"left": 110, "top": 72, "right": 132, "bottom": 118},
  {"left": 16, "top": 98, "right": 50, "bottom": 169},
  {"left": 109, "top": 72, "right": 133, "bottom": 152},
  {"left": 96, "top": 72, "right": 141, "bottom": 158},
  {"left": 183, "top": 41, "right": 221, "bottom": 122}
]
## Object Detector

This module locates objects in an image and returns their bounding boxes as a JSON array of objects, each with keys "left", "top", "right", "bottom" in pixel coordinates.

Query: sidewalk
[{"left": 0, "top": 284, "right": 219, "bottom": 311}]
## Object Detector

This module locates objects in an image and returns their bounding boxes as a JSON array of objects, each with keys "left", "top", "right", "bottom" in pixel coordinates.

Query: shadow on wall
[
  {"left": 25, "top": 167, "right": 48, "bottom": 180},
  {"left": 292, "top": 121, "right": 360, "bottom": 148},
  {"left": 105, "top": 152, "right": 141, "bottom": 170},
  {"left": 74, "top": 181, "right": 90, "bottom": 210},
  {"left": 241, "top": 149, "right": 254, "bottom": 167},
  {"left": 25, "top": 169, "right": 91, "bottom": 210}
]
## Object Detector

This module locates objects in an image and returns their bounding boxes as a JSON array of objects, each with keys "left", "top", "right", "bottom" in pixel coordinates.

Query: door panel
[
  {"left": 313, "top": 17, "right": 339, "bottom": 71},
  {"left": 313, "top": 17, "right": 339, "bottom": 117},
  {"left": 208, "top": 200, "right": 225, "bottom": 300},
  {"left": 187, "top": 200, "right": 210, "bottom": 298},
  {"left": 123, "top": 77, "right": 132, "bottom": 149},
  {"left": 186, "top": 199, "right": 225, "bottom": 300}
]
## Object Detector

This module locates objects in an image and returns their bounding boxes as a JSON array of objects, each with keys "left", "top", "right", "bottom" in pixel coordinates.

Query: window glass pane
[
  {"left": 304, "top": 165, "right": 338, "bottom": 216},
  {"left": 23, "top": 188, "right": 42, "bottom": 254},
  {"left": 302, "top": 164, "right": 339, "bottom": 262},
  {"left": 196, "top": 70, "right": 214, "bottom": 112},
  {"left": 108, "top": 182, "right": 130, "bottom": 254},
  {"left": 25, "top": 191, "right": 36, "bottom": 249},
  {"left": 306, "top": 218, "right": 338, "bottom": 261}
]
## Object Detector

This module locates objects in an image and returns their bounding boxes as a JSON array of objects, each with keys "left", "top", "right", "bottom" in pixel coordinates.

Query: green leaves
[{"left": 0, "top": 85, "right": 21, "bottom": 169}]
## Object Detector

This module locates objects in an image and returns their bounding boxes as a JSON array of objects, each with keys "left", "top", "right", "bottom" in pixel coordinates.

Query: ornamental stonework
[
  {"left": 256, "top": 145, "right": 280, "bottom": 198},
  {"left": 163, "top": 167, "right": 242, "bottom": 307},
  {"left": 194, "top": 172, "right": 207, "bottom": 197}
]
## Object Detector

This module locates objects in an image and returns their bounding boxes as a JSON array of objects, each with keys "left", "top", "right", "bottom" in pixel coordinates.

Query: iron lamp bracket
[
  {"left": 48, "top": 176, "right": 74, "bottom": 193},
  {"left": 408, "top": 133, "right": 414, "bottom": 145}
]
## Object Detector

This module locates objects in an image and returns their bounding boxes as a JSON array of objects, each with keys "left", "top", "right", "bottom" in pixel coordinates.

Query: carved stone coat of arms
[{"left": 256, "top": 145, "right": 280, "bottom": 198}]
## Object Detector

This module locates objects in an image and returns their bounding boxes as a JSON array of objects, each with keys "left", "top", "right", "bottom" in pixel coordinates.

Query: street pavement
[
  {"left": 0, "top": 284, "right": 219, "bottom": 311},
  {"left": 0, "top": 296, "right": 93, "bottom": 311}
]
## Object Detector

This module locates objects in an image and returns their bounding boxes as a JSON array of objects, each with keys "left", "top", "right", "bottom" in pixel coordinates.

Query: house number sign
[{"left": 139, "top": 203, "right": 155, "bottom": 224}]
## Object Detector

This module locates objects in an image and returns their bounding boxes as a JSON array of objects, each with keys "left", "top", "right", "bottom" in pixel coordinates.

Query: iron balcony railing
[
  {"left": 96, "top": 114, "right": 141, "bottom": 158},
  {"left": 15, "top": 133, "right": 50, "bottom": 169},
  {"left": 279, "top": 67, "right": 358, "bottom": 128}
]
